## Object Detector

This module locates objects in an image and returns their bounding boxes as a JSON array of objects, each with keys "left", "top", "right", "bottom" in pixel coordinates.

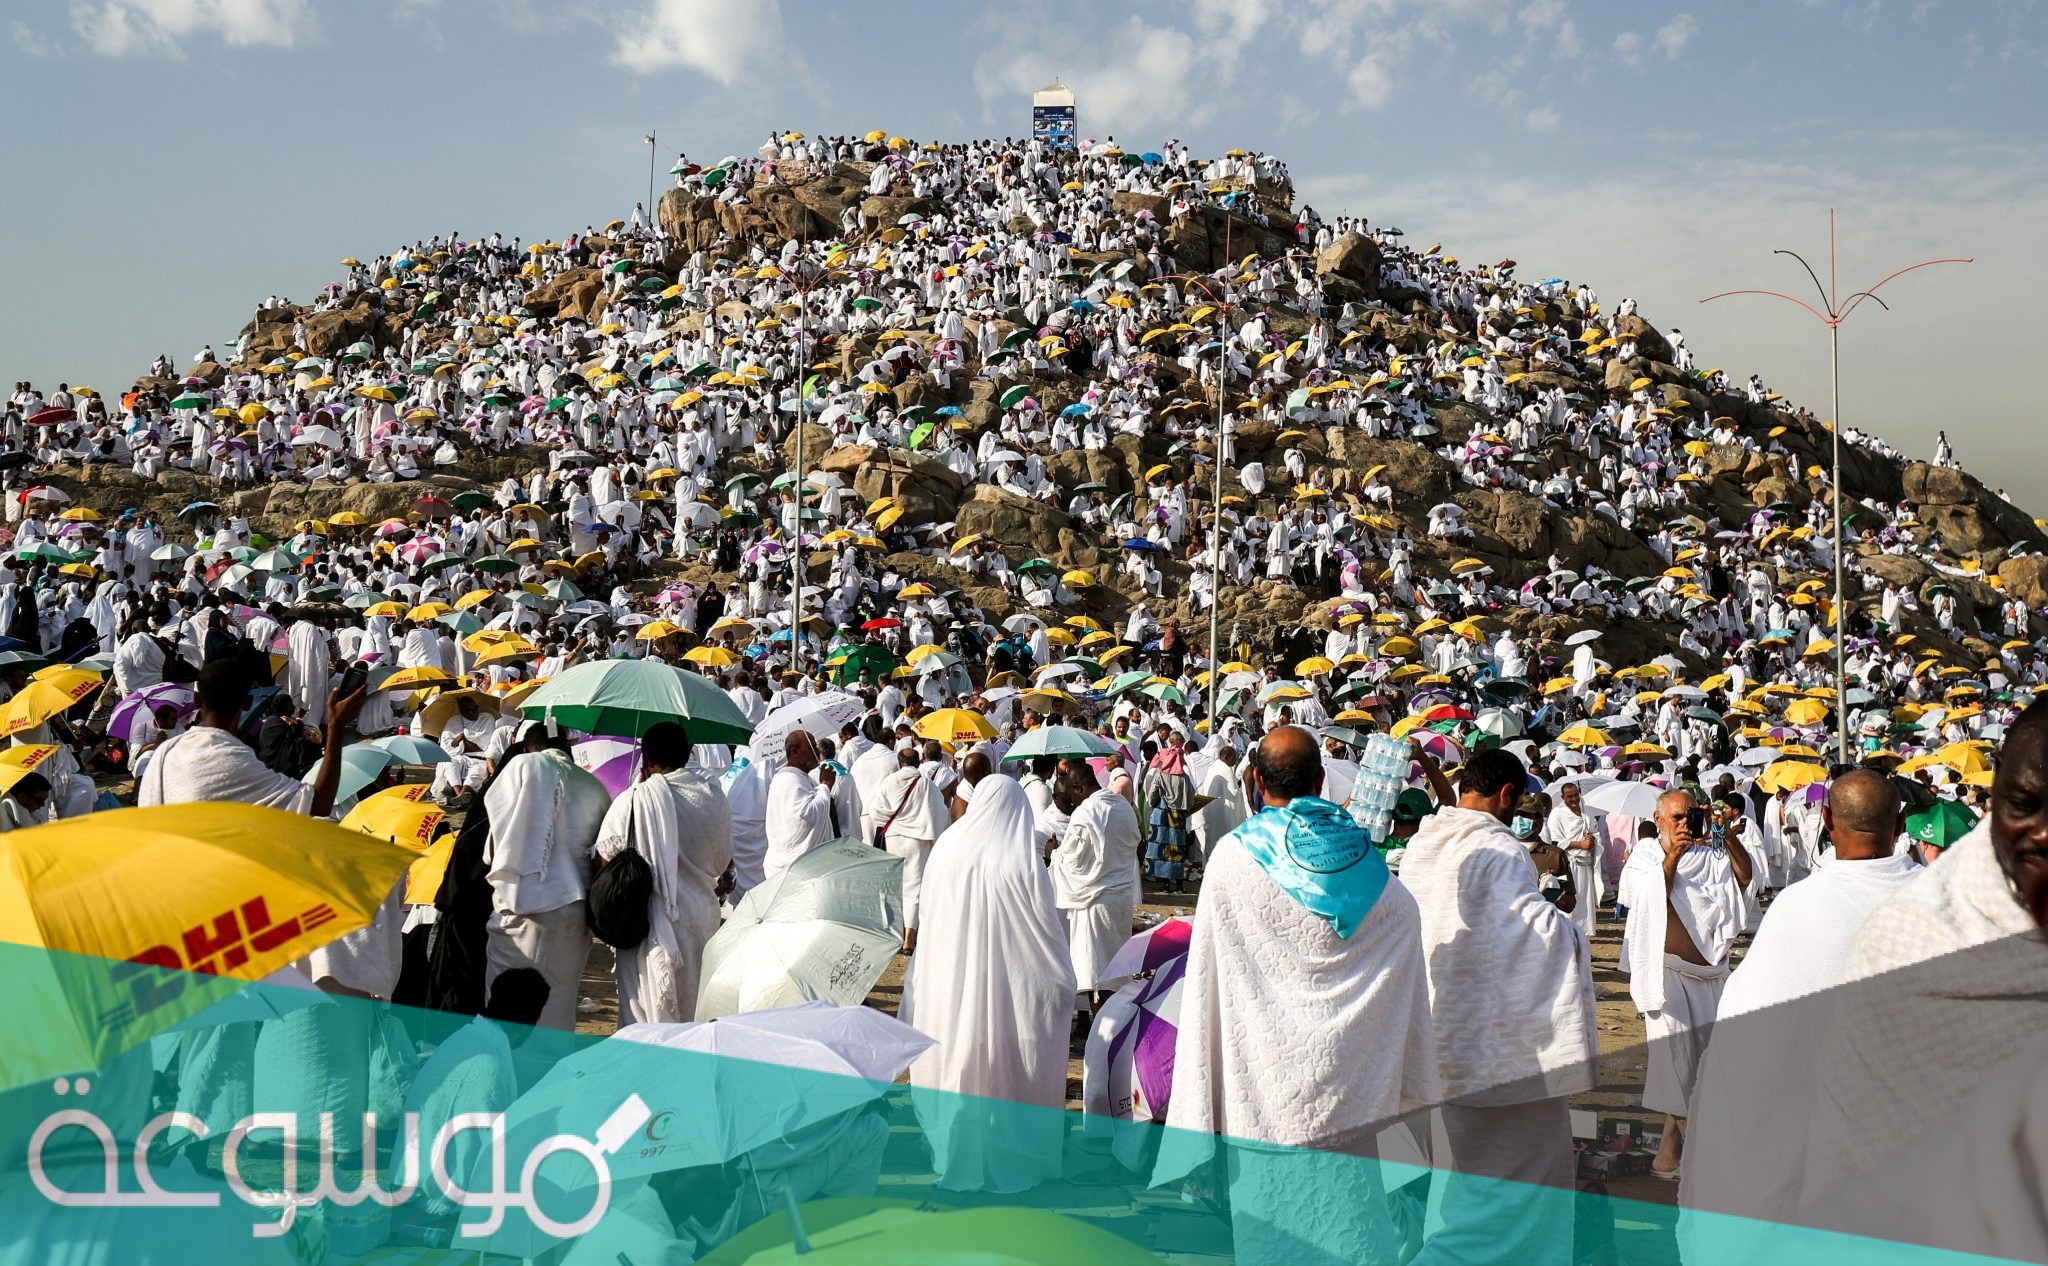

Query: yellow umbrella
[
  {"left": 472, "top": 642, "right": 539, "bottom": 668},
  {"left": 905, "top": 644, "right": 949, "bottom": 665},
  {"left": 1063, "top": 569, "right": 1096, "bottom": 587},
  {"left": 329, "top": 511, "right": 369, "bottom": 527},
  {"left": 340, "top": 784, "right": 448, "bottom": 851},
  {"left": 635, "top": 619, "right": 684, "bottom": 641},
  {"left": 405, "top": 602, "right": 453, "bottom": 622},
  {"left": 1378, "top": 636, "right": 1419, "bottom": 659},
  {"left": 0, "top": 803, "right": 415, "bottom": 1082},
  {"left": 1557, "top": 723, "right": 1612, "bottom": 749},
  {"left": 378, "top": 665, "right": 456, "bottom": 692},
  {"left": 1782, "top": 698, "right": 1829, "bottom": 726},
  {"left": 0, "top": 672, "right": 105, "bottom": 738},
  {"left": 684, "top": 645, "right": 739, "bottom": 668},
  {"left": 57, "top": 507, "right": 103, "bottom": 522},
  {"left": 1296, "top": 656, "right": 1337, "bottom": 677},
  {"left": 1936, "top": 743, "right": 1993, "bottom": 776},
  {"left": 453, "top": 588, "right": 497, "bottom": 611},
  {"left": 897, "top": 582, "right": 936, "bottom": 599},
  {"left": 1066, "top": 616, "right": 1104, "bottom": 632},
  {"left": 0, "top": 745, "right": 61, "bottom": 793},
  {"left": 1758, "top": 761, "right": 1829, "bottom": 793},
  {"left": 914, "top": 708, "right": 997, "bottom": 744}
]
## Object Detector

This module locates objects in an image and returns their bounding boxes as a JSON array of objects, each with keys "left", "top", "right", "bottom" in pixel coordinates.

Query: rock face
[
  {"left": 839, "top": 447, "right": 963, "bottom": 528},
  {"left": 954, "top": 484, "right": 1073, "bottom": 561},
  {"left": 1903, "top": 461, "right": 2045, "bottom": 554},
  {"left": 1314, "top": 232, "right": 1383, "bottom": 302},
  {"left": 524, "top": 267, "right": 606, "bottom": 325}
]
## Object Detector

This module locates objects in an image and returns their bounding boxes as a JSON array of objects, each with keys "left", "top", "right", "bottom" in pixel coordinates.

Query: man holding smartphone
[{"left": 1618, "top": 789, "right": 1752, "bottom": 1181}]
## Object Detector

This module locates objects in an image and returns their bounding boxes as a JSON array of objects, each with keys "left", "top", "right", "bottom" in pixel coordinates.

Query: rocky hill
[{"left": 53, "top": 148, "right": 2044, "bottom": 676}]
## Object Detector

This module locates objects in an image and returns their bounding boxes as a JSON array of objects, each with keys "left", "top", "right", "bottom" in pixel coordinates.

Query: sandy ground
[{"left": 571, "top": 877, "right": 1713, "bottom": 1264}]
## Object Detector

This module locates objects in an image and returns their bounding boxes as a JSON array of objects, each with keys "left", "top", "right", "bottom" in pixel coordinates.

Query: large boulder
[
  {"left": 1903, "top": 461, "right": 2045, "bottom": 554},
  {"left": 1314, "top": 232, "right": 1383, "bottom": 302},
  {"left": 300, "top": 295, "right": 398, "bottom": 359},
  {"left": 1613, "top": 314, "right": 1674, "bottom": 364},
  {"left": 236, "top": 306, "right": 300, "bottom": 365},
  {"left": 523, "top": 267, "right": 606, "bottom": 325},
  {"left": 954, "top": 485, "right": 1072, "bottom": 560},
  {"left": 1998, "top": 555, "right": 2048, "bottom": 609},
  {"left": 1045, "top": 448, "right": 1131, "bottom": 498},
  {"left": 849, "top": 449, "right": 963, "bottom": 527},
  {"left": 1323, "top": 433, "right": 1455, "bottom": 505}
]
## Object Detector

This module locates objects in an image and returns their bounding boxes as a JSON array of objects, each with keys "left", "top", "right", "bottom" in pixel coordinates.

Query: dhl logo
[{"left": 100, "top": 896, "right": 337, "bottom": 1028}]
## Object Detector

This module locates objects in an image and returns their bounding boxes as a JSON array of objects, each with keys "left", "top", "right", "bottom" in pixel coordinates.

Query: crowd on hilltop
[{"left": 4, "top": 127, "right": 2048, "bottom": 1263}]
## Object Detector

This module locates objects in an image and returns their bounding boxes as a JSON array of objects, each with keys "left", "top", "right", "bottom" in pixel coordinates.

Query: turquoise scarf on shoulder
[{"left": 1229, "top": 795, "right": 1390, "bottom": 938}]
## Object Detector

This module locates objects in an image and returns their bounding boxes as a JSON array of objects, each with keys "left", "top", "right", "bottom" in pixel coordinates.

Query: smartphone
[
  {"left": 338, "top": 662, "right": 370, "bottom": 696},
  {"left": 1684, "top": 806, "right": 1708, "bottom": 837}
]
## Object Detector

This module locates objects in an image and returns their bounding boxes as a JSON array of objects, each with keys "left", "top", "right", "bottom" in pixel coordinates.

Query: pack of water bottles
[{"left": 1350, "top": 733, "right": 1412, "bottom": 844}]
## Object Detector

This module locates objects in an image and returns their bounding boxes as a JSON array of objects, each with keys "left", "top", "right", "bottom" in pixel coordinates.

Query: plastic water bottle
[{"left": 1351, "top": 734, "right": 1409, "bottom": 843}]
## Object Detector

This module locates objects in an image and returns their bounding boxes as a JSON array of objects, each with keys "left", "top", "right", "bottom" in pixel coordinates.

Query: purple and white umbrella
[
  {"left": 1083, "top": 916, "right": 1192, "bottom": 1167},
  {"left": 574, "top": 735, "right": 639, "bottom": 797},
  {"left": 108, "top": 683, "right": 196, "bottom": 743}
]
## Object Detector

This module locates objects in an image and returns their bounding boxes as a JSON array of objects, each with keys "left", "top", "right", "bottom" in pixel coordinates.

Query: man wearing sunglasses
[{"left": 1619, "top": 788, "right": 1752, "bottom": 1181}]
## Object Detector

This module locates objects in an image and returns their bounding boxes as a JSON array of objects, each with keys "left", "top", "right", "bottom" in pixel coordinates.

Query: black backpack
[
  {"left": 586, "top": 848, "right": 653, "bottom": 949},
  {"left": 202, "top": 617, "right": 246, "bottom": 665}
]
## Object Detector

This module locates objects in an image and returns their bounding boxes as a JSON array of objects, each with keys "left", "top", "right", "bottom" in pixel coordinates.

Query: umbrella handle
[{"left": 781, "top": 1186, "right": 812, "bottom": 1254}]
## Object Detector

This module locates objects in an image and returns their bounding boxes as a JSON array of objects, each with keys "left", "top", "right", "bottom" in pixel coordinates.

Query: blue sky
[{"left": 5, "top": 0, "right": 2045, "bottom": 507}]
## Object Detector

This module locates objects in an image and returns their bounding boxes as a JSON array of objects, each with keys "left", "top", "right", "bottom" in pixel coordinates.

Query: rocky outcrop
[
  {"left": 1903, "top": 461, "right": 2045, "bottom": 555},
  {"left": 523, "top": 267, "right": 606, "bottom": 325},
  {"left": 1314, "top": 231, "right": 1383, "bottom": 302}
]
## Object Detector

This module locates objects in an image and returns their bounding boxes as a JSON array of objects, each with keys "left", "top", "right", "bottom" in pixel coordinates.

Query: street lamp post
[
  {"left": 644, "top": 131, "right": 656, "bottom": 226},
  {"left": 1702, "top": 211, "right": 1968, "bottom": 762}
]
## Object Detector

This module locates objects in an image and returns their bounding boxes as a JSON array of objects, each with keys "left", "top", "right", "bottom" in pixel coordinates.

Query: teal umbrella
[
  {"left": 249, "top": 548, "right": 300, "bottom": 572},
  {"left": 435, "top": 610, "right": 483, "bottom": 636},
  {"left": 1905, "top": 799, "right": 1979, "bottom": 848},
  {"left": 1001, "top": 726, "right": 1122, "bottom": 762},
  {"left": 519, "top": 659, "right": 755, "bottom": 743},
  {"left": 301, "top": 744, "right": 401, "bottom": 803},
  {"left": 1106, "top": 670, "right": 1151, "bottom": 696},
  {"left": 543, "top": 577, "right": 583, "bottom": 601},
  {"left": 1138, "top": 681, "right": 1186, "bottom": 704}
]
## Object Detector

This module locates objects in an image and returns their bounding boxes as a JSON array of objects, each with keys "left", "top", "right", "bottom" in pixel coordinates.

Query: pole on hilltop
[{"left": 1702, "top": 211, "right": 1968, "bottom": 763}]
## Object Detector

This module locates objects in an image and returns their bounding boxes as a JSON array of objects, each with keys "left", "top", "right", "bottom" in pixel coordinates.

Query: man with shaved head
[
  {"left": 1678, "top": 768, "right": 1921, "bottom": 1254},
  {"left": 1799, "top": 701, "right": 2048, "bottom": 1202},
  {"left": 1618, "top": 786, "right": 1751, "bottom": 1179}
]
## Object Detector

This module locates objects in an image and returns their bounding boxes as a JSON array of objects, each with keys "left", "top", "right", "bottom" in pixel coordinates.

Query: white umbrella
[
  {"left": 1003, "top": 613, "right": 1046, "bottom": 635},
  {"left": 676, "top": 501, "right": 722, "bottom": 529},
  {"left": 1737, "top": 746, "right": 1784, "bottom": 767},
  {"left": 751, "top": 690, "right": 865, "bottom": 759},
  {"left": 150, "top": 543, "right": 193, "bottom": 562},
  {"left": 696, "top": 838, "right": 904, "bottom": 1020},
  {"left": 1564, "top": 629, "right": 1602, "bottom": 646},
  {"left": 1578, "top": 777, "right": 1666, "bottom": 820},
  {"left": 618, "top": 1002, "right": 931, "bottom": 1084},
  {"left": 1474, "top": 707, "right": 1523, "bottom": 739}
]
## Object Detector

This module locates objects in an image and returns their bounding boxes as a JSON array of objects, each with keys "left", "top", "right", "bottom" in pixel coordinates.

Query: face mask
[{"left": 1512, "top": 816, "right": 1535, "bottom": 840}]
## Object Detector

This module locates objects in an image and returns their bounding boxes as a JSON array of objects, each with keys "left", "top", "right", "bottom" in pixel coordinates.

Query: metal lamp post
[{"left": 1702, "top": 211, "right": 1968, "bottom": 761}]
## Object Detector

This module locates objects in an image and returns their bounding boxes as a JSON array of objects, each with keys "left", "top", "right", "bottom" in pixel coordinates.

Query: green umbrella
[
  {"left": 907, "top": 421, "right": 936, "bottom": 449},
  {"left": 169, "top": 393, "right": 209, "bottom": 409},
  {"left": 249, "top": 548, "right": 301, "bottom": 571},
  {"left": 1001, "top": 725, "right": 1122, "bottom": 762},
  {"left": 519, "top": 659, "right": 755, "bottom": 743},
  {"left": 17, "top": 543, "right": 73, "bottom": 562},
  {"left": 1106, "top": 670, "right": 1151, "bottom": 696},
  {"left": 435, "top": 610, "right": 483, "bottom": 636},
  {"left": 1905, "top": 799, "right": 1979, "bottom": 848},
  {"left": 543, "top": 578, "right": 583, "bottom": 601},
  {"left": 343, "top": 590, "right": 392, "bottom": 610},
  {"left": 1323, "top": 725, "right": 1373, "bottom": 748},
  {"left": 727, "top": 473, "right": 763, "bottom": 492},
  {"left": 999, "top": 385, "right": 1032, "bottom": 409},
  {"left": 1016, "top": 558, "right": 1056, "bottom": 573},
  {"left": 825, "top": 643, "right": 896, "bottom": 685},
  {"left": 851, "top": 296, "right": 882, "bottom": 311},
  {"left": 452, "top": 490, "right": 493, "bottom": 512},
  {"left": 1138, "top": 681, "right": 1186, "bottom": 704},
  {"left": 472, "top": 554, "right": 519, "bottom": 574}
]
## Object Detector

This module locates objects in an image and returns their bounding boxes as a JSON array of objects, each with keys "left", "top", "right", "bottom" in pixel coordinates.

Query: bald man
[
  {"left": 1801, "top": 702, "right": 2048, "bottom": 1201},
  {"left": 1618, "top": 789, "right": 1750, "bottom": 1179},
  {"left": 1678, "top": 770, "right": 1921, "bottom": 1254}
]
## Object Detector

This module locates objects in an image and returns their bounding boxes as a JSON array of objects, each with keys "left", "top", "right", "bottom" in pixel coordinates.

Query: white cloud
[
  {"left": 10, "top": 20, "right": 65, "bottom": 57},
  {"left": 69, "top": 0, "right": 314, "bottom": 57},
  {"left": 610, "top": 0, "right": 787, "bottom": 83},
  {"left": 1525, "top": 104, "right": 1561, "bottom": 133},
  {"left": 1618, "top": 13, "right": 1700, "bottom": 65},
  {"left": 1654, "top": 13, "right": 1700, "bottom": 59}
]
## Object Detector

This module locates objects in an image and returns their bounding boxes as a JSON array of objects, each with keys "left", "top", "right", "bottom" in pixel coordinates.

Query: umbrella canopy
[
  {"left": 573, "top": 735, "right": 641, "bottom": 797},
  {"left": 824, "top": 643, "right": 896, "bottom": 685},
  {"left": 1905, "top": 798, "right": 1979, "bottom": 848},
  {"left": 1575, "top": 777, "right": 1664, "bottom": 819},
  {"left": 521, "top": 658, "right": 755, "bottom": 743},
  {"left": 365, "top": 733, "right": 451, "bottom": 765},
  {"left": 697, "top": 837, "right": 904, "bottom": 1019},
  {"left": 1001, "top": 725, "right": 1124, "bottom": 762},
  {"left": 913, "top": 708, "right": 996, "bottom": 744},
  {"left": 0, "top": 803, "right": 413, "bottom": 1085},
  {"left": 337, "top": 784, "right": 447, "bottom": 848},
  {"left": 752, "top": 691, "right": 867, "bottom": 760},
  {"left": 0, "top": 672, "right": 104, "bottom": 738},
  {"left": 106, "top": 682, "right": 196, "bottom": 744}
]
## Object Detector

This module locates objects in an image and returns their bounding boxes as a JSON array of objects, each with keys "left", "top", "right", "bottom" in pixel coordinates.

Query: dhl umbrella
[
  {"left": 684, "top": 645, "right": 739, "bottom": 668},
  {"left": 914, "top": 708, "right": 997, "bottom": 744},
  {"left": 0, "top": 803, "right": 414, "bottom": 1085},
  {"left": 340, "top": 784, "right": 448, "bottom": 853},
  {"left": 0, "top": 671, "right": 104, "bottom": 738}
]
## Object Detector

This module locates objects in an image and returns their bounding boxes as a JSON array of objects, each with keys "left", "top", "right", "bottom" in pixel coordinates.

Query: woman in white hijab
[{"left": 901, "top": 775, "right": 1075, "bottom": 1193}]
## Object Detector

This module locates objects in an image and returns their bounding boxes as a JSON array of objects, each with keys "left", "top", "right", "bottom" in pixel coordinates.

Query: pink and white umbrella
[
  {"left": 397, "top": 539, "right": 441, "bottom": 566},
  {"left": 1083, "top": 916, "right": 1192, "bottom": 1167},
  {"left": 108, "top": 683, "right": 197, "bottom": 744},
  {"left": 574, "top": 735, "right": 639, "bottom": 797}
]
